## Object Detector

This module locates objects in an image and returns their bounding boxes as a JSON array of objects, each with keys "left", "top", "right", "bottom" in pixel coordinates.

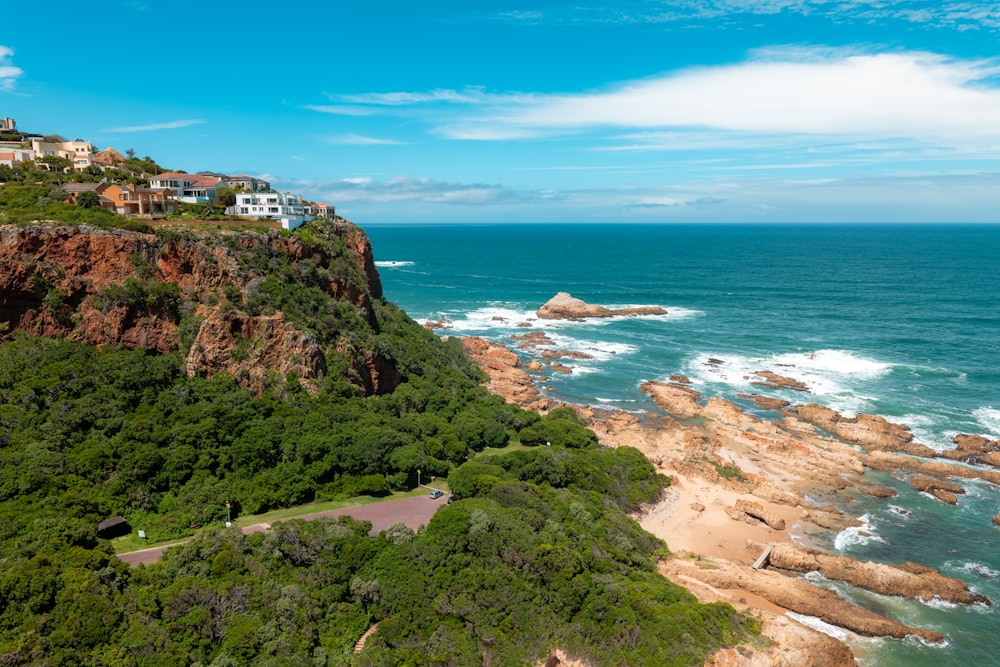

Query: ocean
[{"left": 364, "top": 222, "right": 1000, "bottom": 666}]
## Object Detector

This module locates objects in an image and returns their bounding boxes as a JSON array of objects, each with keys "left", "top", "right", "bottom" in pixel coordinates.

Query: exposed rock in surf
[
  {"left": 668, "top": 374, "right": 691, "bottom": 384},
  {"left": 750, "top": 540, "right": 991, "bottom": 607},
  {"left": 749, "top": 371, "right": 810, "bottom": 392},
  {"left": 793, "top": 403, "right": 932, "bottom": 454},
  {"left": 907, "top": 474, "right": 965, "bottom": 505},
  {"left": 536, "top": 292, "right": 667, "bottom": 320}
]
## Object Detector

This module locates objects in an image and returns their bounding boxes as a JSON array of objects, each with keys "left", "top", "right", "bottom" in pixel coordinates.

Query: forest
[{"left": 0, "top": 208, "right": 758, "bottom": 664}]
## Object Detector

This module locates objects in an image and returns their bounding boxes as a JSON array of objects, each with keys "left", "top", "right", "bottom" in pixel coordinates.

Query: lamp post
[
  {"left": 417, "top": 469, "right": 421, "bottom": 488},
  {"left": 225, "top": 500, "right": 231, "bottom": 527}
]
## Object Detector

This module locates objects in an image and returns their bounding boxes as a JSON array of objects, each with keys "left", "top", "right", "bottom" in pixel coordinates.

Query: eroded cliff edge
[{"left": 0, "top": 220, "right": 398, "bottom": 396}]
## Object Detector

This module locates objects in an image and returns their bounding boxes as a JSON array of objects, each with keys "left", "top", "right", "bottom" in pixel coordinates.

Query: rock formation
[
  {"left": 536, "top": 292, "right": 666, "bottom": 320},
  {"left": 0, "top": 221, "right": 394, "bottom": 396},
  {"left": 640, "top": 380, "right": 703, "bottom": 419},
  {"left": 749, "top": 371, "right": 809, "bottom": 392},
  {"left": 793, "top": 404, "right": 929, "bottom": 454},
  {"left": 906, "top": 474, "right": 966, "bottom": 505},
  {"left": 462, "top": 336, "right": 552, "bottom": 412}
]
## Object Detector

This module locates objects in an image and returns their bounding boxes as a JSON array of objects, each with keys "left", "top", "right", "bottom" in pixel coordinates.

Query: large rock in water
[{"left": 536, "top": 292, "right": 666, "bottom": 320}]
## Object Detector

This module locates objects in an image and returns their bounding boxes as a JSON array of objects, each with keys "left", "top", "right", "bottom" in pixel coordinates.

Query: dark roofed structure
[{"left": 97, "top": 515, "right": 129, "bottom": 538}]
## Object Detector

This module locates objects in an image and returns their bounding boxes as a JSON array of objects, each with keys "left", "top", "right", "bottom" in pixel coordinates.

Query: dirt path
[{"left": 117, "top": 494, "right": 444, "bottom": 566}]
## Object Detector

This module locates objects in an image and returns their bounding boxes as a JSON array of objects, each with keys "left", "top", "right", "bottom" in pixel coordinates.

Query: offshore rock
[
  {"left": 749, "top": 371, "right": 809, "bottom": 392},
  {"left": 907, "top": 474, "right": 965, "bottom": 505},
  {"left": 536, "top": 292, "right": 666, "bottom": 320},
  {"left": 737, "top": 393, "right": 792, "bottom": 411}
]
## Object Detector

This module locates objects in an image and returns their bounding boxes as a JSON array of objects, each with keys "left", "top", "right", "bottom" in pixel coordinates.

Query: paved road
[{"left": 117, "top": 494, "right": 445, "bottom": 566}]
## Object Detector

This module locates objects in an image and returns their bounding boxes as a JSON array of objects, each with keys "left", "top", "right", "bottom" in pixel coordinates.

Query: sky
[{"left": 5, "top": 1, "right": 1000, "bottom": 223}]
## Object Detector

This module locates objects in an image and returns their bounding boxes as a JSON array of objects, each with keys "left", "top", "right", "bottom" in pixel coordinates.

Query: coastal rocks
[
  {"left": 940, "top": 433, "right": 1000, "bottom": 468},
  {"left": 906, "top": 474, "right": 966, "bottom": 505},
  {"left": 753, "top": 541, "right": 991, "bottom": 607},
  {"left": 748, "top": 371, "right": 809, "bottom": 393},
  {"left": 707, "top": 614, "right": 857, "bottom": 667},
  {"left": 993, "top": 514, "right": 1000, "bottom": 527},
  {"left": 863, "top": 450, "right": 1000, "bottom": 486},
  {"left": 737, "top": 393, "right": 791, "bottom": 411},
  {"left": 536, "top": 292, "right": 666, "bottom": 320},
  {"left": 461, "top": 336, "right": 552, "bottom": 412},
  {"left": 669, "top": 374, "right": 692, "bottom": 384},
  {"left": 640, "top": 381, "right": 702, "bottom": 419},
  {"left": 855, "top": 482, "right": 897, "bottom": 498},
  {"left": 801, "top": 509, "right": 862, "bottom": 531},
  {"left": 792, "top": 404, "right": 930, "bottom": 454},
  {"left": 661, "top": 557, "right": 944, "bottom": 643},
  {"left": 734, "top": 499, "right": 786, "bottom": 530}
]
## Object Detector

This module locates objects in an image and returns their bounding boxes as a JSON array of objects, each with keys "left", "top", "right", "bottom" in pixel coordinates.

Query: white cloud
[
  {"left": 324, "top": 134, "right": 405, "bottom": 145},
  {"left": 104, "top": 119, "right": 205, "bottom": 132},
  {"left": 426, "top": 49, "right": 1000, "bottom": 151},
  {"left": 0, "top": 46, "right": 24, "bottom": 92},
  {"left": 303, "top": 104, "right": 377, "bottom": 116}
]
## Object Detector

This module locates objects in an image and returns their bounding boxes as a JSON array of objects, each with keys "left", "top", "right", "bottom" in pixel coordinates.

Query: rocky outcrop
[
  {"left": 0, "top": 222, "right": 394, "bottom": 396},
  {"left": 462, "top": 337, "right": 552, "bottom": 412},
  {"left": 661, "top": 557, "right": 943, "bottom": 643},
  {"left": 536, "top": 292, "right": 666, "bottom": 320},
  {"left": 707, "top": 614, "right": 857, "bottom": 667},
  {"left": 640, "top": 381, "right": 702, "bottom": 419},
  {"left": 940, "top": 433, "right": 1000, "bottom": 468},
  {"left": 793, "top": 404, "right": 931, "bottom": 454},
  {"left": 864, "top": 450, "right": 1000, "bottom": 486},
  {"left": 754, "top": 541, "right": 990, "bottom": 607}
]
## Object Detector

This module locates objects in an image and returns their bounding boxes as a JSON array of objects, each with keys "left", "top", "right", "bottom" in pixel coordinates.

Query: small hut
[{"left": 97, "top": 515, "right": 129, "bottom": 539}]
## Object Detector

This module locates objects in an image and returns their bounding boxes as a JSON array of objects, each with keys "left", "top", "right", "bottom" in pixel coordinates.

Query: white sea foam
[
  {"left": 786, "top": 612, "right": 851, "bottom": 641},
  {"left": 834, "top": 514, "right": 884, "bottom": 551},
  {"left": 972, "top": 407, "right": 1000, "bottom": 438},
  {"left": 887, "top": 505, "right": 912, "bottom": 520},
  {"left": 952, "top": 561, "right": 1000, "bottom": 580},
  {"left": 898, "top": 414, "right": 954, "bottom": 453},
  {"left": 543, "top": 333, "right": 639, "bottom": 361},
  {"left": 443, "top": 306, "right": 541, "bottom": 332},
  {"left": 374, "top": 260, "right": 414, "bottom": 267},
  {"left": 684, "top": 349, "right": 889, "bottom": 414}
]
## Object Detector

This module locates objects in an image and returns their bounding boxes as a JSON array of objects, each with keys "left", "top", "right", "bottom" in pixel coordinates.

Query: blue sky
[{"left": 5, "top": 1, "right": 1000, "bottom": 223}]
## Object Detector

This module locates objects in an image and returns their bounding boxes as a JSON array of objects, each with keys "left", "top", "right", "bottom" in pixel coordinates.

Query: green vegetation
[{"left": 0, "top": 217, "right": 757, "bottom": 664}]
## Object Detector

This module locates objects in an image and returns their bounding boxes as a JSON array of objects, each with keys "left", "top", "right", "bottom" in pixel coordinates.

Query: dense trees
[{"left": 0, "top": 217, "right": 757, "bottom": 663}]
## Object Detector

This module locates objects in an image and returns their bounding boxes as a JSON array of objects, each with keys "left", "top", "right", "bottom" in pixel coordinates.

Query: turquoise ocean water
[{"left": 364, "top": 223, "right": 1000, "bottom": 666}]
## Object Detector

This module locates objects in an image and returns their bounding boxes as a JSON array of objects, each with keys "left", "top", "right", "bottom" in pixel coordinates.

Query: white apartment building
[
  {"left": 231, "top": 192, "right": 316, "bottom": 230},
  {"left": 149, "top": 172, "right": 221, "bottom": 204}
]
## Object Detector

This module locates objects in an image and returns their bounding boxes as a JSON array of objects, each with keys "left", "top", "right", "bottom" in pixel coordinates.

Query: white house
[
  {"left": 230, "top": 192, "right": 316, "bottom": 230},
  {"left": 149, "top": 172, "right": 221, "bottom": 204}
]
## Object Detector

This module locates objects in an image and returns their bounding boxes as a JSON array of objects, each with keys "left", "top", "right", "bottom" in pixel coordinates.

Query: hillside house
[
  {"left": 102, "top": 183, "right": 178, "bottom": 217},
  {"left": 230, "top": 192, "right": 315, "bottom": 230},
  {"left": 30, "top": 138, "right": 94, "bottom": 171},
  {"left": 222, "top": 174, "right": 271, "bottom": 192},
  {"left": 0, "top": 118, "right": 15, "bottom": 133},
  {"left": 149, "top": 172, "right": 221, "bottom": 204},
  {"left": 0, "top": 148, "right": 35, "bottom": 168},
  {"left": 61, "top": 182, "right": 109, "bottom": 205},
  {"left": 309, "top": 202, "right": 335, "bottom": 219}
]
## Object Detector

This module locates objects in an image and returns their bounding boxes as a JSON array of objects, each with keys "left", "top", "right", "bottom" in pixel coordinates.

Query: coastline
[{"left": 460, "top": 333, "right": 995, "bottom": 665}]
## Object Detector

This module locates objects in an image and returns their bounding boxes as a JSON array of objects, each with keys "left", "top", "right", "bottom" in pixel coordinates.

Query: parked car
[{"left": 429, "top": 489, "right": 444, "bottom": 499}]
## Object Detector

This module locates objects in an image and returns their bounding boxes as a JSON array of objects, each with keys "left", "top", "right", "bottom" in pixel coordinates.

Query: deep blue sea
[{"left": 364, "top": 222, "right": 1000, "bottom": 666}]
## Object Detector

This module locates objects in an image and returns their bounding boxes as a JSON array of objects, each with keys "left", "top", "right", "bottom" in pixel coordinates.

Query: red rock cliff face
[{"left": 0, "top": 222, "right": 397, "bottom": 396}]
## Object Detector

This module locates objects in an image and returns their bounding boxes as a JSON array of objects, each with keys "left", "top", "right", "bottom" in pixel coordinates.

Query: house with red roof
[{"left": 149, "top": 172, "right": 221, "bottom": 204}]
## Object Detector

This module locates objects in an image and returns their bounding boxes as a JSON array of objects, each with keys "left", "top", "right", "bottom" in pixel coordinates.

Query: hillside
[{"left": 0, "top": 217, "right": 757, "bottom": 665}]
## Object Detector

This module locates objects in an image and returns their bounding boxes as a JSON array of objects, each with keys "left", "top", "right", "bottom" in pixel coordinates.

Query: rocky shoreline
[{"left": 459, "top": 333, "right": 997, "bottom": 666}]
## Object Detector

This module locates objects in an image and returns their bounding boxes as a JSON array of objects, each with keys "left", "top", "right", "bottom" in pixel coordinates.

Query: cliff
[{"left": 0, "top": 219, "right": 398, "bottom": 396}]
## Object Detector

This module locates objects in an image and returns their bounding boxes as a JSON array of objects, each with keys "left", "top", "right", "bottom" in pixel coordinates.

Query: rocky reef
[{"left": 0, "top": 220, "right": 397, "bottom": 396}]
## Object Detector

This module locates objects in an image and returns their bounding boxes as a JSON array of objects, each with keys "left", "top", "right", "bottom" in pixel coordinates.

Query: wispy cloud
[
  {"left": 324, "top": 134, "right": 405, "bottom": 145},
  {"left": 303, "top": 104, "right": 378, "bottom": 116},
  {"left": 0, "top": 46, "right": 24, "bottom": 92},
  {"left": 489, "top": 1, "right": 1000, "bottom": 31},
  {"left": 104, "top": 119, "right": 206, "bottom": 133},
  {"left": 275, "top": 174, "right": 528, "bottom": 206},
  {"left": 393, "top": 48, "right": 1000, "bottom": 156}
]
